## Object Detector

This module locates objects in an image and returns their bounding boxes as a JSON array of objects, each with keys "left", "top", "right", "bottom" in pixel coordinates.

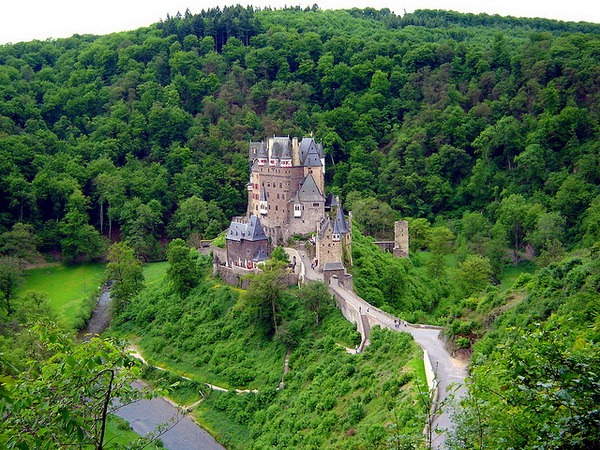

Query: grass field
[
  {"left": 19, "top": 263, "right": 105, "bottom": 329},
  {"left": 18, "top": 261, "right": 169, "bottom": 330},
  {"left": 498, "top": 260, "right": 536, "bottom": 291},
  {"left": 143, "top": 261, "right": 168, "bottom": 286}
]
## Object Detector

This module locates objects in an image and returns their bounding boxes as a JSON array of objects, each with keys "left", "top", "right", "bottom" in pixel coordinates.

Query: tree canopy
[{"left": 0, "top": 7, "right": 597, "bottom": 263}]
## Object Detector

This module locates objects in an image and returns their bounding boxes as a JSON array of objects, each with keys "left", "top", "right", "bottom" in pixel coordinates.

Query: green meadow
[
  {"left": 19, "top": 263, "right": 105, "bottom": 329},
  {"left": 19, "top": 262, "right": 168, "bottom": 330}
]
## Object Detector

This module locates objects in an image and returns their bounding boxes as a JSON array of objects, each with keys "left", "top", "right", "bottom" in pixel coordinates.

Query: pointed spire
[{"left": 333, "top": 200, "right": 349, "bottom": 235}]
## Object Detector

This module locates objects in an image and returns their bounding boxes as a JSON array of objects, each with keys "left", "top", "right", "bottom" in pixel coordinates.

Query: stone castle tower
[
  {"left": 393, "top": 220, "right": 409, "bottom": 258},
  {"left": 247, "top": 136, "right": 327, "bottom": 244},
  {"left": 316, "top": 200, "right": 352, "bottom": 271},
  {"left": 222, "top": 136, "right": 351, "bottom": 276}
]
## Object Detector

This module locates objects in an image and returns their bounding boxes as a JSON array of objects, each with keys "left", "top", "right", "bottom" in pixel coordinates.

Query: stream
[
  {"left": 78, "top": 285, "right": 225, "bottom": 449},
  {"left": 77, "top": 282, "right": 113, "bottom": 340}
]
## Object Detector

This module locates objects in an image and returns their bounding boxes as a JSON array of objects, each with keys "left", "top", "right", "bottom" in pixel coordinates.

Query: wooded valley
[{"left": 1, "top": 6, "right": 599, "bottom": 449}]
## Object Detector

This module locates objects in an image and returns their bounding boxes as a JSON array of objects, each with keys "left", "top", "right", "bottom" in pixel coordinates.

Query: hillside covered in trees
[
  {"left": 1, "top": 5, "right": 599, "bottom": 449},
  {"left": 0, "top": 6, "right": 598, "bottom": 262}
]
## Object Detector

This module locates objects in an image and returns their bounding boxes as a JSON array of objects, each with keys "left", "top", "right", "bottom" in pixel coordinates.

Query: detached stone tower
[{"left": 393, "top": 220, "right": 409, "bottom": 258}]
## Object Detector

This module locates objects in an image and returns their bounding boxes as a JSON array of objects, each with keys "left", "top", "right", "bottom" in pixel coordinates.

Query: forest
[{"left": 0, "top": 5, "right": 599, "bottom": 449}]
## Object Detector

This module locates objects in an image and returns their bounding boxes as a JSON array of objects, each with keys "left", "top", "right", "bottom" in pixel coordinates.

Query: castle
[{"left": 222, "top": 136, "right": 352, "bottom": 274}]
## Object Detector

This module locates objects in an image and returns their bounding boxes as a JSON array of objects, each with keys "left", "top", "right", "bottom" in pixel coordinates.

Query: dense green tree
[
  {"left": 528, "top": 211, "right": 566, "bottom": 266},
  {"left": 454, "top": 325, "right": 600, "bottom": 449},
  {"left": 166, "top": 238, "right": 199, "bottom": 297},
  {"left": 0, "top": 257, "right": 22, "bottom": 315},
  {"left": 244, "top": 266, "right": 286, "bottom": 335},
  {"left": 105, "top": 242, "right": 144, "bottom": 312},
  {"left": 407, "top": 218, "right": 431, "bottom": 253},
  {"left": 581, "top": 195, "right": 600, "bottom": 247},
  {"left": 552, "top": 174, "right": 594, "bottom": 236},
  {"left": 269, "top": 246, "right": 290, "bottom": 265},
  {"left": 120, "top": 199, "right": 163, "bottom": 261},
  {"left": 297, "top": 281, "right": 331, "bottom": 326},
  {"left": 427, "top": 226, "right": 454, "bottom": 276},
  {"left": 351, "top": 196, "right": 396, "bottom": 237},
  {"left": 495, "top": 194, "right": 543, "bottom": 262},
  {"left": 457, "top": 255, "right": 492, "bottom": 296},
  {"left": 0, "top": 324, "right": 150, "bottom": 449},
  {"left": 0, "top": 222, "right": 41, "bottom": 267},
  {"left": 59, "top": 190, "right": 104, "bottom": 264},
  {"left": 169, "top": 196, "right": 226, "bottom": 241}
]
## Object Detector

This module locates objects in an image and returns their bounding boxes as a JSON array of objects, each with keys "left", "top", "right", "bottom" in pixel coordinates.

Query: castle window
[
  {"left": 280, "top": 183, "right": 282, "bottom": 188},
  {"left": 312, "top": 203, "right": 320, "bottom": 207}
]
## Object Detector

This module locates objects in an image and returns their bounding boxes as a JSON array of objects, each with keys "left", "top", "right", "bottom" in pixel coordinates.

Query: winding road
[{"left": 290, "top": 246, "right": 468, "bottom": 449}]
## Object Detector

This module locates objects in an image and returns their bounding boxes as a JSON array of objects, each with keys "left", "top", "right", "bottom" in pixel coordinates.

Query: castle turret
[
  {"left": 316, "top": 198, "right": 351, "bottom": 270},
  {"left": 250, "top": 141, "right": 268, "bottom": 166},
  {"left": 259, "top": 185, "right": 268, "bottom": 215},
  {"left": 332, "top": 202, "right": 349, "bottom": 242},
  {"left": 269, "top": 141, "right": 281, "bottom": 166},
  {"left": 280, "top": 140, "right": 293, "bottom": 167}
]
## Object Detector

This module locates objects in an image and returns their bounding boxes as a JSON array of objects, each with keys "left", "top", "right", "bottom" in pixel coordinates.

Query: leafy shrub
[
  {"left": 348, "top": 402, "right": 365, "bottom": 424},
  {"left": 456, "top": 337, "right": 471, "bottom": 349},
  {"left": 513, "top": 272, "right": 533, "bottom": 288}
]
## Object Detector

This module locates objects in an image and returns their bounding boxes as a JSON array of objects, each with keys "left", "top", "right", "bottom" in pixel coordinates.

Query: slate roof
[
  {"left": 333, "top": 204, "right": 350, "bottom": 234},
  {"left": 290, "top": 173, "right": 324, "bottom": 203},
  {"left": 323, "top": 261, "right": 345, "bottom": 271},
  {"left": 324, "top": 193, "right": 338, "bottom": 209},
  {"left": 226, "top": 215, "right": 268, "bottom": 242},
  {"left": 250, "top": 141, "right": 267, "bottom": 159},
  {"left": 318, "top": 216, "right": 330, "bottom": 239},
  {"left": 299, "top": 137, "right": 324, "bottom": 167},
  {"left": 280, "top": 141, "right": 293, "bottom": 160},
  {"left": 271, "top": 141, "right": 282, "bottom": 159}
]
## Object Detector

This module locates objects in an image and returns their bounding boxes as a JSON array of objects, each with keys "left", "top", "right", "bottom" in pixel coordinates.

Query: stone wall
[
  {"left": 212, "top": 247, "right": 227, "bottom": 265},
  {"left": 214, "top": 264, "right": 299, "bottom": 289},
  {"left": 374, "top": 241, "right": 395, "bottom": 253},
  {"left": 288, "top": 202, "right": 324, "bottom": 238}
]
